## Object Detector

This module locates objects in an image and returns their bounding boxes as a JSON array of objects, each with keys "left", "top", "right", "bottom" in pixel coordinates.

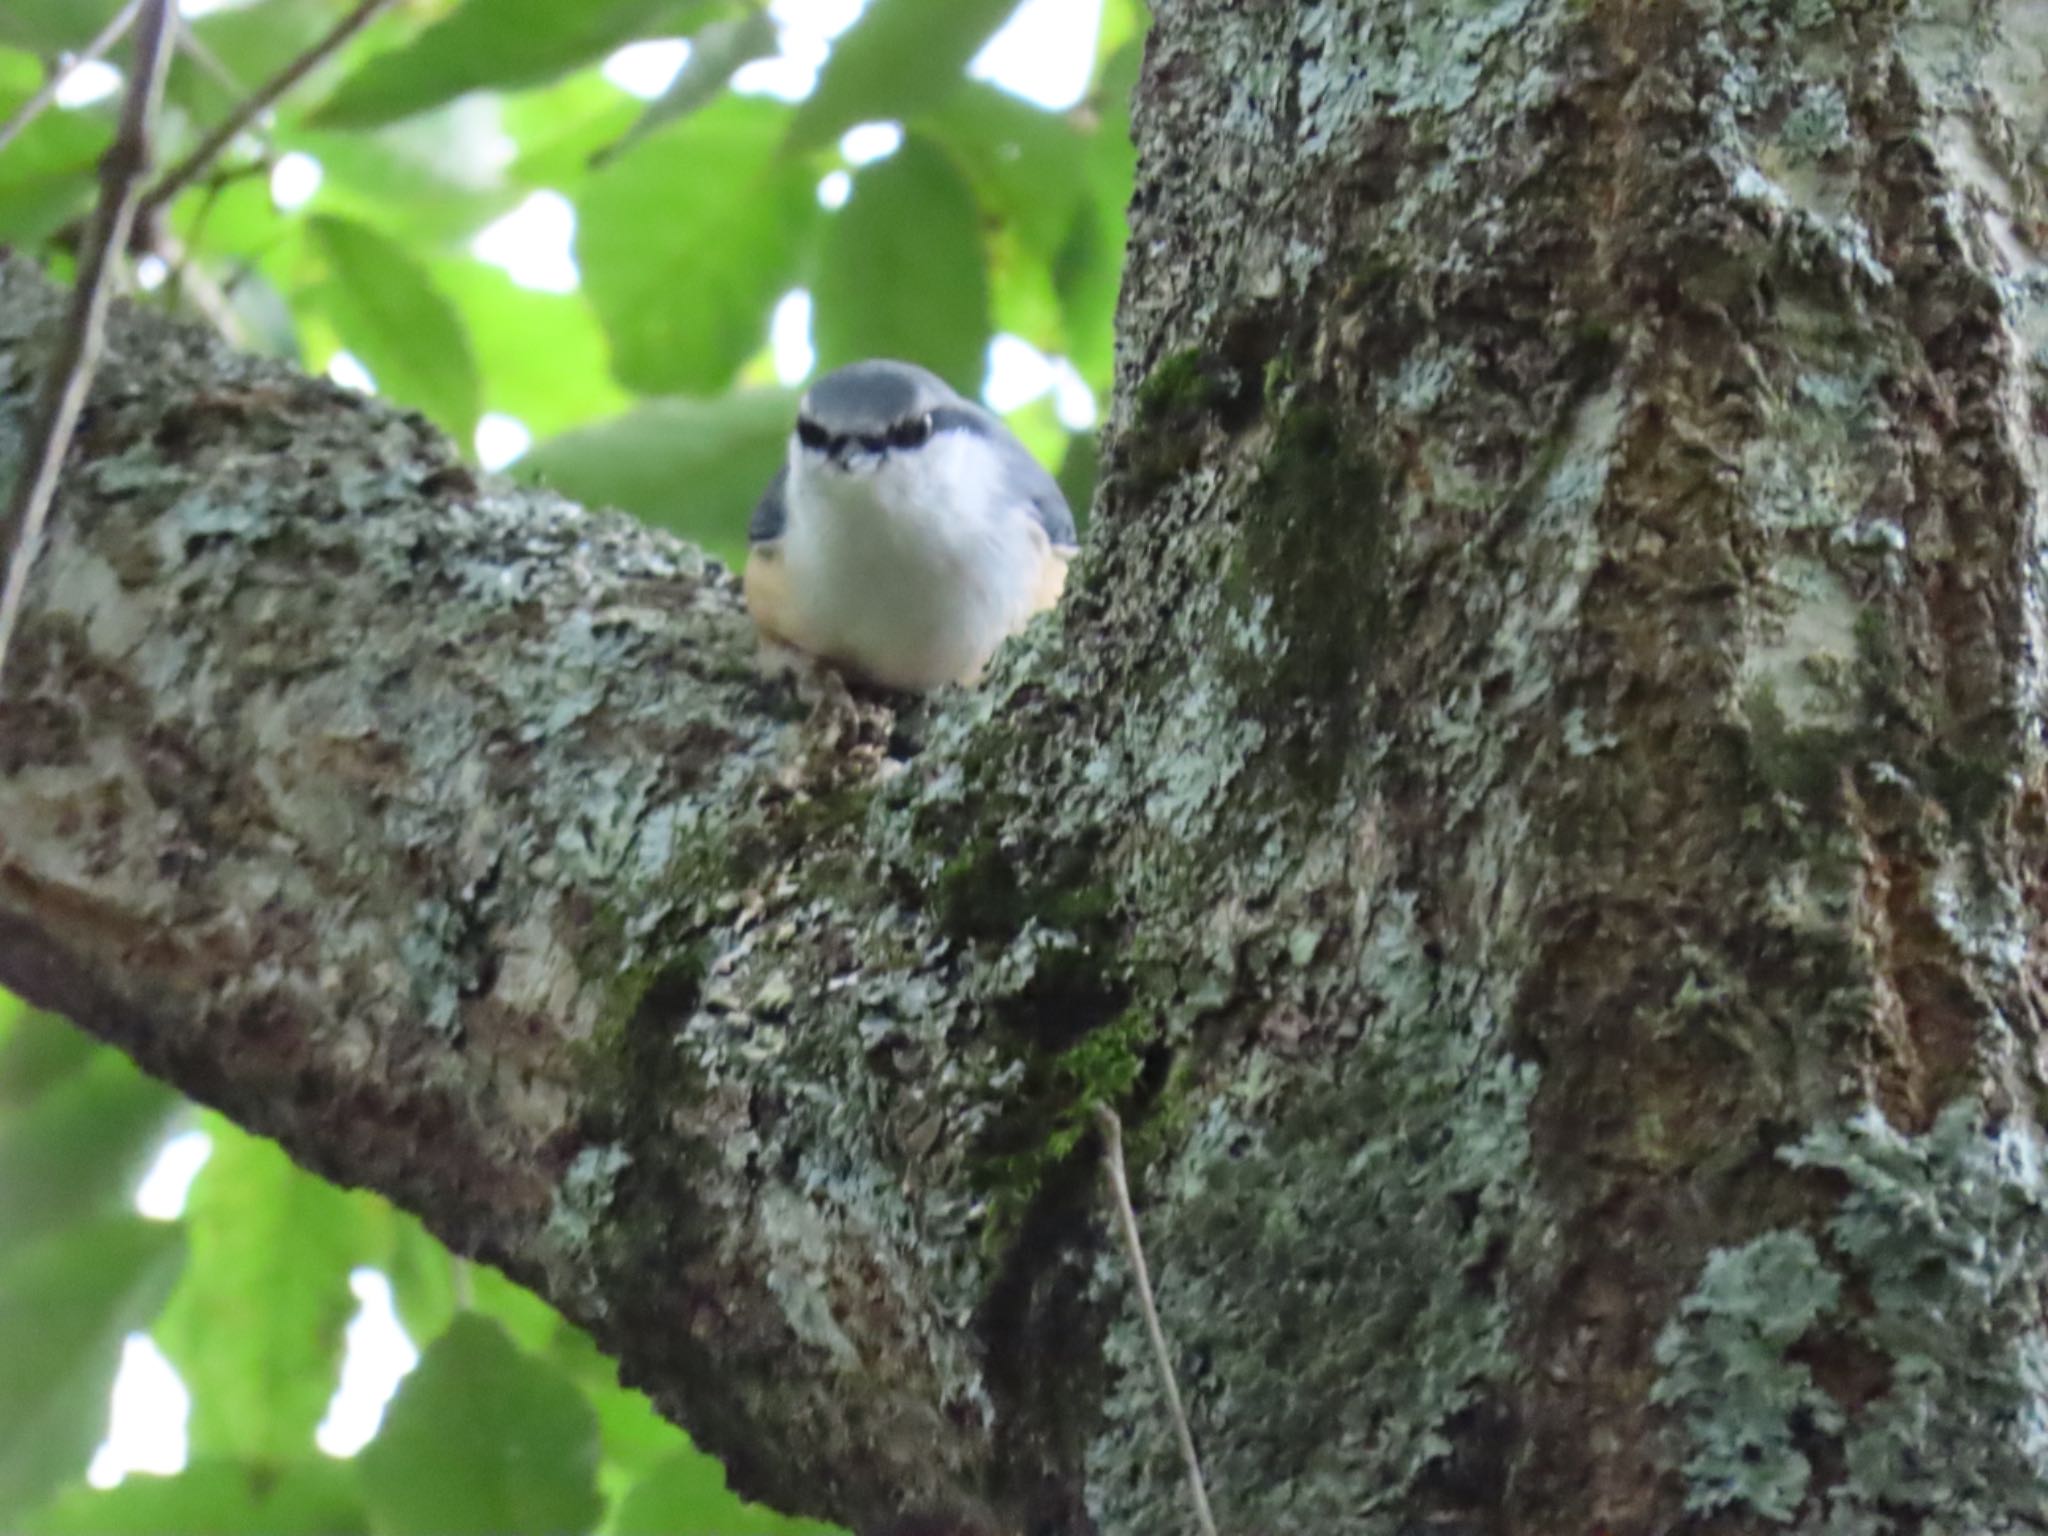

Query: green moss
[
  {"left": 969, "top": 933, "right": 1135, "bottom": 1242},
  {"left": 1228, "top": 402, "right": 1389, "bottom": 793},
  {"left": 1088, "top": 1010, "right": 1536, "bottom": 1532},
  {"left": 1852, "top": 604, "right": 1924, "bottom": 738},
  {"left": 536, "top": 947, "right": 723, "bottom": 1348},
  {"left": 1743, "top": 681, "right": 1854, "bottom": 806},
  {"left": 1120, "top": 1049, "right": 1196, "bottom": 1171},
  {"left": 971, "top": 1009, "right": 1159, "bottom": 1246},
  {"left": 1261, "top": 352, "right": 1294, "bottom": 405},
  {"left": 1848, "top": 606, "right": 2012, "bottom": 831},
  {"left": 1123, "top": 347, "right": 1238, "bottom": 492},
  {"left": 585, "top": 955, "right": 709, "bottom": 1126},
  {"left": 936, "top": 840, "right": 1025, "bottom": 946},
  {"left": 1348, "top": 248, "right": 1406, "bottom": 293},
  {"left": 913, "top": 800, "right": 1154, "bottom": 1241},
  {"left": 1054, "top": 1007, "right": 1151, "bottom": 1104},
  {"left": 1135, "top": 348, "right": 1230, "bottom": 419},
  {"left": 1925, "top": 745, "right": 2009, "bottom": 832}
]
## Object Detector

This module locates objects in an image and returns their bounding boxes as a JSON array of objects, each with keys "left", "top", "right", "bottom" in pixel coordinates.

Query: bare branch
[
  {"left": 0, "top": 0, "right": 178, "bottom": 686},
  {"left": 0, "top": 0, "right": 145, "bottom": 157},
  {"left": 135, "top": 0, "right": 396, "bottom": 231},
  {"left": 172, "top": 12, "right": 253, "bottom": 101},
  {"left": 1095, "top": 1105, "right": 1218, "bottom": 1536}
]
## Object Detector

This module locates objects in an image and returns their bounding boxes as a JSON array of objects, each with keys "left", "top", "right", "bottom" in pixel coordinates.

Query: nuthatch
[{"left": 744, "top": 360, "right": 1078, "bottom": 692}]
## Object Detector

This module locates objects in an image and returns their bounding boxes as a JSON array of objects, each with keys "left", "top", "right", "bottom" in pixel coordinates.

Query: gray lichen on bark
[
  {"left": 0, "top": 264, "right": 1002, "bottom": 1525},
  {"left": 1091, "top": 0, "right": 2048, "bottom": 1527},
  {"left": 8, "top": 0, "right": 2048, "bottom": 1530},
  {"left": 1656, "top": 1104, "right": 2048, "bottom": 1525}
]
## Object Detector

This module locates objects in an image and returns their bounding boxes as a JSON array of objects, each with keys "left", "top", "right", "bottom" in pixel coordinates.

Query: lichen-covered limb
[
  {"left": 0, "top": 256, "right": 1001, "bottom": 1530},
  {"left": 12, "top": 0, "right": 2048, "bottom": 1530}
]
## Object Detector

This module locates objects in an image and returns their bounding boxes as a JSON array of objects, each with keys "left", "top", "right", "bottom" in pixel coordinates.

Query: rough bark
[{"left": 7, "top": 0, "right": 2048, "bottom": 1531}]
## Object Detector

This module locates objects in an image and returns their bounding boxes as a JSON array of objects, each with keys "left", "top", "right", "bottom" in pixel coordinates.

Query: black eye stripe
[
  {"left": 887, "top": 412, "right": 934, "bottom": 449},
  {"left": 798, "top": 410, "right": 946, "bottom": 454}
]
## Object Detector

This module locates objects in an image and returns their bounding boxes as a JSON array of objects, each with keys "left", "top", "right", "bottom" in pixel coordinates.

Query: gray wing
[
  {"left": 997, "top": 431, "right": 1079, "bottom": 551},
  {"left": 938, "top": 403, "right": 1078, "bottom": 550},
  {"left": 749, "top": 465, "right": 788, "bottom": 546}
]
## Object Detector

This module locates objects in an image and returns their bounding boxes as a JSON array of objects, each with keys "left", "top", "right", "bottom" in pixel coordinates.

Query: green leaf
[
  {"left": 517, "top": 389, "right": 795, "bottom": 566},
  {"left": 0, "top": 1218, "right": 185, "bottom": 1524},
  {"left": 0, "top": 1043, "right": 180, "bottom": 1249},
  {"left": 166, "top": 172, "right": 291, "bottom": 288},
  {"left": 0, "top": 0, "right": 125, "bottom": 51},
  {"left": 576, "top": 97, "right": 817, "bottom": 395},
  {"left": 1053, "top": 39, "right": 1140, "bottom": 392},
  {"left": 498, "top": 73, "right": 638, "bottom": 192},
  {"left": 1000, "top": 393, "right": 1067, "bottom": 483},
  {"left": 786, "top": 0, "right": 1021, "bottom": 153},
  {"left": 1057, "top": 424, "right": 1098, "bottom": 533},
  {"left": 524, "top": 1312, "right": 689, "bottom": 1494},
  {"left": 570, "top": 1357, "right": 690, "bottom": 1497},
  {"left": 283, "top": 111, "right": 527, "bottom": 246},
  {"left": 154, "top": 1120, "right": 385, "bottom": 1463},
  {"left": 168, "top": 0, "right": 336, "bottom": 125},
  {"left": 0, "top": 1006, "right": 96, "bottom": 1110},
  {"left": 467, "top": 1263, "right": 564, "bottom": 1356},
  {"left": 988, "top": 224, "right": 1066, "bottom": 355},
  {"left": 920, "top": 84, "right": 1088, "bottom": 261},
  {"left": 307, "top": 214, "right": 481, "bottom": 440},
  {"left": 358, "top": 1314, "right": 602, "bottom": 1536},
  {"left": 812, "top": 136, "right": 991, "bottom": 396},
  {"left": 0, "top": 50, "right": 109, "bottom": 245},
  {"left": 435, "top": 258, "right": 631, "bottom": 438},
  {"left": 379, "top": 1213, "right": 460, "bottom": 1349},
  {"left": 608, "top": 1449, "right": 843, "bottom": 1536},
  {"left": 312, "top": 0, "right": 710, "bottom": 129},
  {"left": 594, "top": 9, "right": 778, "bottom": 167},
  {"left": 1098, "top": 0, "right": 1150, "bottom": 64},
  {"left": 204, "top": 259, "right": 304, "bottom": 363},
  {"left": 22, "top": 1459, "right": 368, "bottom": 1536}
]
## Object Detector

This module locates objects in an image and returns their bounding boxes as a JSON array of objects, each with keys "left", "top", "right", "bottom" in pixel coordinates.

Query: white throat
[{"left": 780, "top": 435, "right": 1045, "bottom": 690}]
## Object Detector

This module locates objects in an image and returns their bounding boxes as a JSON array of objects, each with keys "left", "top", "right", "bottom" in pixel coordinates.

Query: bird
[{"left": 743, "top": 359, "right": 1079, "bottom": 693}]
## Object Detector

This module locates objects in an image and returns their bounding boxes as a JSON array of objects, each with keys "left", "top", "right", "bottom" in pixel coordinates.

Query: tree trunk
[{"left": 7, "top": 0, "right": 2048, "bottom": 1531}]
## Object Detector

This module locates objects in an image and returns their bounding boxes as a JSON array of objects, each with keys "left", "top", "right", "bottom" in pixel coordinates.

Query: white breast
[{"left": 779, "top": 435, "right": 1049, "bottom": 691}]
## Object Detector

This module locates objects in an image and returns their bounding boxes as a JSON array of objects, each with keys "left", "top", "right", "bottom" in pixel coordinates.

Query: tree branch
[
  {"left": 134, "top": 0, "right": 395, "bottom": 234},
  {"left": 0, "top": 0, "right": 144, "bottom": 158},
  {"left": 0, "top": 0, "right": 177, "bottom": 684},
  {"left": 10, "top": 1, "right": 2048, "bottom": 1532},
  {"left": 0, "top": 246, "right": 1061, "bottom": 1531}
]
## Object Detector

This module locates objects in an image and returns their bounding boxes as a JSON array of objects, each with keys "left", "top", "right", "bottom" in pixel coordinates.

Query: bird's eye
[
  {"left": 795, "top": 417, "right": 829, "bottom": 451},
  {"left": 890, "top": 412, "right": 934, "bottom": 450}
]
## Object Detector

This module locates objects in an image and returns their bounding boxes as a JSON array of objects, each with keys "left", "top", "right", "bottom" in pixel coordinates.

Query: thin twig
[
  {"left": 0, "top": 0, "right": 146, "bottom": 158},
  {"left": 173, "top": 14, "right": 251, "bottom": 102},
  {"left": 135, "top": 0, "right": 396, "bottom": 232},
  {"left": 0, "top": 0, "right": 178, "bottom": 687},
  {"left": 1095, "top": 1104, "right": 1219, "bottom": 1536}
]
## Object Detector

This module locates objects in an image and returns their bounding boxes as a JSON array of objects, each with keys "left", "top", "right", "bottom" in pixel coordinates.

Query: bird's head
[{"left": 790, "top": 359, "right": 958, "bottom": 480}]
